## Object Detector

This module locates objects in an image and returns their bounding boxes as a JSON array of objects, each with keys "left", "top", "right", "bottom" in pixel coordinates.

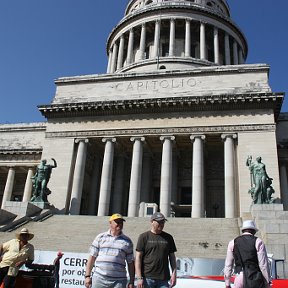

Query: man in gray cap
[
  {"left": 224, "top": 220, "right": 271, "bottom": 288},
  {"left": 135, "top": 212, "right": 177, "bottom": 288}
]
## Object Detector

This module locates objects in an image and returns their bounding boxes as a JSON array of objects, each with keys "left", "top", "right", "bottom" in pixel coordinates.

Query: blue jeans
[{"left": 144, "top": 278, "right": 169, "bottom": 288}]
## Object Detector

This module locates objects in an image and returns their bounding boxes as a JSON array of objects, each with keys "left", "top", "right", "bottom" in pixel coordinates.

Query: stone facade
[{"left": 0, "top": 0, "right": 287, "bottom": 220}]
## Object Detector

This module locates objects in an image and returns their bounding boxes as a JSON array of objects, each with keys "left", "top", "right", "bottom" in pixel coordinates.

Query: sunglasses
[{"left": 155, "top": 220, "right": 166, "bottom": 225}]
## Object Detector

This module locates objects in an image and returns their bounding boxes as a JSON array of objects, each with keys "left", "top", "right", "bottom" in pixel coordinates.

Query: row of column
[
  {"left": 1, "top": 167, "right": 34, "bottom": 209},
  {"left": 68, "top": 133, "right": 239, "bottom": 218},
  {"left": 107, "top": 18, "right": 244, "bottom": 73}
]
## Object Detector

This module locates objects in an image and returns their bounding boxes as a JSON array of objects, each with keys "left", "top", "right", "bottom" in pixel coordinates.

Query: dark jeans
[
  {"left": 144, "top": 278, "right": 169, "bottom": 288},
  {"left": 0, "top": 267, "right": 16, "bottom": 288}
]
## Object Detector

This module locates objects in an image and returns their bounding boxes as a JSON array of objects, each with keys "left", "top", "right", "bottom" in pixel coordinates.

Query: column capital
[
  {"left": 170, "top": 18, "right": 176, "bottom": 23},
  {"left": 185, "top": 18, "right": 191, "bottom": 23},
  {"left": 221, "top": 133, "right": 237, "bottom": 141},
  {"left": 130, "top": 136, "right": 145, "bottom": 142},
  {"left": 160, "top": 135, "right": 175, "bottom": 142},
  {"left": 155, "top": 19, "right": 161, "bottom": 24},
  {"left": 102, "top": 137, "right": 116, "bottom": 143},
  {"left": 190, "top": 134, "right": 206, "bottom": 142},
  {"left": 75, "top": 138, "right": 89, "bottom": 144},
  {"left": 141, "top": 22, "right": 146, "bottom": 28}
]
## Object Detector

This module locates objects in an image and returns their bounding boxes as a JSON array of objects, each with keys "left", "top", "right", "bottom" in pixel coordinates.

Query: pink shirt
[{"left": 224, "top": 232, "right": 270, "bottom": 287}]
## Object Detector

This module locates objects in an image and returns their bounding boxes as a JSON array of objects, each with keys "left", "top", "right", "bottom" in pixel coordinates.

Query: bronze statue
[
  {"left": 246, "top": 156, "right": 274, "bottom": 204},
  {"left": 30, "top": 158, "right": 57, "bottom": 203}
]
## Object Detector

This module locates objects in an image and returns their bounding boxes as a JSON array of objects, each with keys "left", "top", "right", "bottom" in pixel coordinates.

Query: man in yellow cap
[
  {"left": 0, "top": 227, "right": 34, "bottom": 288},
  {"left": 85, "top": 213, "right": 135, "bottom": 288}
]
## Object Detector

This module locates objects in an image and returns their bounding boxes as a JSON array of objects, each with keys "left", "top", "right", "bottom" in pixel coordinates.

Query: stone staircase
[
  {"left": 0, "top": 204, "right": 287, "bottom": 273},
  {"left": 0, "top": 216, "right": 241, "bottom": 259}
]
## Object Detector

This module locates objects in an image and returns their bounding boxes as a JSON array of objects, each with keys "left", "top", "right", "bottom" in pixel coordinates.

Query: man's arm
[
  {"left": 127, "top": 261, "right": 135, "bottom": 288},
  {"left": 135, "top": 251, "right": 144, "bottom": 288},
  {"left": 224, "top": 240, "right": 234, "bottom": 288},
  {"left": 169, "top": 252, "right": 177, "bottom": 287},
  {"left": 51, "top": 158, "right": 57, "bottom": 168},
  {"left": 256, "top": 239, "right": 271, "bottom": 285},
  {"left": 85, "top": 255, "right": 96, "bottom": 288},
  {"left": 0, "top": 243, "right": 3, "bottom": 262}
]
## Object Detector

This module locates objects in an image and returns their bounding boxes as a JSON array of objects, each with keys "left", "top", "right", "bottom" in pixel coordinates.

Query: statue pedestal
[
  {"left": 3, "top": 201, "right": 42, "bottom": 217},
  {"left": 31, "top": 201, "right": 52, "bottom": 210},
  {"left": 251, "top": 203, "right": 284, "bottom": 212}
]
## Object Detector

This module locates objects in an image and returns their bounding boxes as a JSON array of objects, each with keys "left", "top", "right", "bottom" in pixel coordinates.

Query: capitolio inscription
[{"left": 111, "top": 77, "right": 197, "bottom": 92}]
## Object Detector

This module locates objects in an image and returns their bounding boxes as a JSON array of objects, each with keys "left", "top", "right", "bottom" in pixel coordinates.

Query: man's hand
[
  {"left": 84, "top": 277, "right": 92, "bottom": 288},
  {"left": 136, "top": 278, "right": 144, "bottom": 288},
  {"left": 15, "top": 261, "right": 25, "bottom": 267},
  {"left": 169, "top": 273, "right": 177, "bottom": 287}
]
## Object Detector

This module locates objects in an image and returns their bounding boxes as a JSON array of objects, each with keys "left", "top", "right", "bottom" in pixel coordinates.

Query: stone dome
[{"left": 106, "top": 0, "right": 247, "bottom": 73}]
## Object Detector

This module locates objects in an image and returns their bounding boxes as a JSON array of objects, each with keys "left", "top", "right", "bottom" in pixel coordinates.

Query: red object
[{"left": 57, "top": 251, "right": 64, "bottom": 257}]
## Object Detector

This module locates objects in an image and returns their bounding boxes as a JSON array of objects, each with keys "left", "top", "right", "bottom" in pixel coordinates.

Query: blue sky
[{"left": 0, "top": 0, "right": 287, "bottom": 124}]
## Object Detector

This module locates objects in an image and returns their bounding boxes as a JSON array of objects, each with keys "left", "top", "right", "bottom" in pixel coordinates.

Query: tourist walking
[
  {"left": 224, "top": 220, "right": 271, "bottom": 288},
  {"left": 135, "top": 212, "right": 177, "bottom": 288},
  {"left": 85, "top": 213, "right": 135, "bottom": 288}
]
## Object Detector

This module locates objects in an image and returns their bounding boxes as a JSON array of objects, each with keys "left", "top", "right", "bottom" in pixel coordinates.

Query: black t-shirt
[{"left": 136, "top": 230, "right": 177, "bottom": 280}]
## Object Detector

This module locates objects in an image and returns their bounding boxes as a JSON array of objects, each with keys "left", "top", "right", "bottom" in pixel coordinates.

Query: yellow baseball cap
[{"left": 110, "top": 213, "right": 126, "bottom": 222}]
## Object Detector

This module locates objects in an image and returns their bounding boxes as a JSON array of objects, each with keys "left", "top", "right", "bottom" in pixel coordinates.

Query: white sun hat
[{"left": 241, "top": 220, "right": 258, "bottom": 232}]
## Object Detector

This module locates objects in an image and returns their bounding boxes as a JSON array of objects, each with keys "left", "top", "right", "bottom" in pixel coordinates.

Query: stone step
[{"left": 0, "top": 216, "right": 241, "bottom": 259}]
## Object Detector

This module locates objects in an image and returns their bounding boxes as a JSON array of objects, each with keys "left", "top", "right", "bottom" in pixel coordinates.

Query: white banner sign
[{"left": 33, "top": 250, "right": 90, "bottom": 288}]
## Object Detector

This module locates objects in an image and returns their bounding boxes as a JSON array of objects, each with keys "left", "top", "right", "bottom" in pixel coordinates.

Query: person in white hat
[
  {"left": 85, "top": 213, "right": 135, "bottom": 288},
  {"left": 0, "top": 227, "right": 34, "bottom": 288},
  {"left": 224, "top": 220, "right": 271, "bottom": 288}
]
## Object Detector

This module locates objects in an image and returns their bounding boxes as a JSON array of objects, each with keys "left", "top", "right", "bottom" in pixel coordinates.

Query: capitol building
[{"left": 0, "top": 0, "right": 288, "bottom": 265}]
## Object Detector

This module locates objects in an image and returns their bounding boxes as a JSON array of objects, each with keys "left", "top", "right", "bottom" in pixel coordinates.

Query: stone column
[
  {"left": 169, "top": 19, "right": 175, "bottom": 57},
  {"left": 110, "top": 42, "right": 119, "bottom": 73},
  {"left": 222, "top": 134, "right": 237, "bottom": 218},
  {"left": 139, "top": 23, "right": 146, "bottom": 60},
  {"left": 224, "top": 32, "right": 231, "bottom": 65},
  {"left": 117, "top": 36, "right": 125, "bottom": 70},
  {"left": 171, "top": 152, "right": 178, "bottom": 205},
  {"left": 280, "top": 162, "right": 288, "bottom": 209},
  {"left": 127, "top": 29, "right": 134, "bottom": 65},
  {"left": 88, "top": 156, "right": 101, "bottom": 215},
  {"left": 185, "top": 19, "right": 191, "bottom": 57},
  {"left": 200, "top": 22, "right": 206, "bottom": 60},
  {"left": 97, "top": 138, "right": 116, "bottom": 216},
  {"left": 214, "top": 27, "right": 220, "bottom": 64},
  {"left": 153, "top": 20, "right": 161, "bottom": 58},
  {"left": 160, "top": 136, "right": 175, "bottom": 217},
  {"left": 190, "top": 135, "right": 205, "bottom": 218},
  {"left": 69, "top": 139, "right": 88, "bottom": 215},
  {"left": 107, "top": 49, "right": 113, "bottom": 73},
  {"left": 238, "top": 48, "right": 244, "bottom": 64},
  {"left": 1, "top": 167, "right": 16, "bottom": 209},
  {"left": 128, "top": 137, "right": 145, "bottom": 217},
  {"left": 111, "top": 153, "right": 126, "bottom": 214},
  {"left": 140, "top": 152, "right": 152, "bottom": 204},
  {"left": 233, "top": 40, "right": 239, "bottom": 65},
  {"left": 23, "top": 167, "right": 34, "bottom": 202}
]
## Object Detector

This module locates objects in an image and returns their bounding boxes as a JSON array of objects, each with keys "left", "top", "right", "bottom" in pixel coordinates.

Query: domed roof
[
  {"left": 125, "top": 0, "right": 230, "bottom": 18},
  {"left": 106, "top": 0, "right": 247, "bottom": 73}
]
